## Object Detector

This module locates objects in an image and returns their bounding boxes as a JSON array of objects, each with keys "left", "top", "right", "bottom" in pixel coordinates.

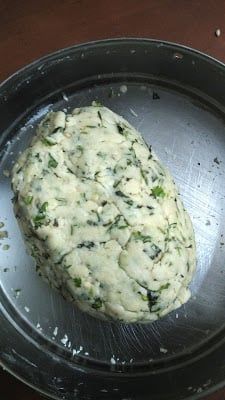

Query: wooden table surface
[{"left": 1, "top": 0, "right": 225, "bottom": 398}]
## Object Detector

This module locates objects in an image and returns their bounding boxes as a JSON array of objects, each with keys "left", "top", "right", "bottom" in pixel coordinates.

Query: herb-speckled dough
[{"left": 12, "top": 105, "right": 196, "bottom": 323}]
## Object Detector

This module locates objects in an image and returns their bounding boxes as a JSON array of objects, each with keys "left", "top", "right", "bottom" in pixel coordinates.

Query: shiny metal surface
[{"left": 1, "top": 39, "right": 225, "bottom": 399}]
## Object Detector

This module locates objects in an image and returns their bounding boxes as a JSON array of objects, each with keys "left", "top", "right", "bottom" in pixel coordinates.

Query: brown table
[{"left": 1, "top": 0, "right": 225, "bottom": 398}]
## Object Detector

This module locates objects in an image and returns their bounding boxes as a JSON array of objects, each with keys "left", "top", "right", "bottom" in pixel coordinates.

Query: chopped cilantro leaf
[
  {"left": 41, "top": 137, "right": 55, "bottom": 146},
  {"left": 48, "top": 153, "right": 58, "bottom": 168},
  {"left": 74, "top": 277, "right": 82, "bottom": 287},
  {"left": 117, "top": 123, "right": 125, "bottom": 135},
  {"left": 52, "top": 127, "right": 62, "bottom": 134},
  {"left": 92, "top": 297, "right": 103, "bottom": 309},
  {"left": 132, "top": 231, "right": 152, "bottom": 243},
  {"left": 125, "top": 199, "right": 133, "bottom": 206},
  {"left": 76, "top": 145, "right": 84, "bottom": 154},
  {"left": 113, "top": 179, "right": 121, "bottom": 188},
  {"left": 39, "top": 202, "right": 48, "bottom": 213},
  {"left": 24, "top": 195, "right": 33, "bottom": 205},
  {"left": 115, "top": 190, "right": 129, "bottom": 198},
  {"left": 33, "top": 214, "right": 46, "bottom": 228},
  {"left": 33, "top": 202, "right": 48, "bottom": 229},
  {"left": 160, "top": 283, "right": 170, "bottom": 291},
  {"left": 140, "top": 169, "right": 148, "bottom": 185},
  {"left": 147, "top": 290, "right": 159, "bottom": 311},
  {"left": 151, "top": 186, "right": 165, "bottom": 198},
  {"left": 97, "top": 110, "right": 102, "bottom": 122},
  {"left": 77, "top": 241, "right": 95, "bottom": 249},
  {"left": 97, "top": 151, "right": 107, "bottom": 159}
]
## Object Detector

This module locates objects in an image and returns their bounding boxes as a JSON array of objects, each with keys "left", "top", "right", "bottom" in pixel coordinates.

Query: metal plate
[{"left": 1, "top": 38, "right": 225, "bottom": 400}]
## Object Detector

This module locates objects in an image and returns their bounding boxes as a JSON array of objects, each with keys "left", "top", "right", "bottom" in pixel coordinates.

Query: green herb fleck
[
  {"left": 113, "top": 179, "right": 121, "bottom": 188},
  {"left": 106, "top": 215, "right": 121, "bottom": 231},
  {"left": 74, "top": 277, "right": 82, "bottom": 287},
  {"left": 116, "top": 123, "right": 129, "bottom": 137},
  {"left": 107, "top": 215, "right": 129, "bottom": 231},
  {"left": 33, "top": 202, "right": 48, "bottom": 228},
  {"left": 97, "top": 110, "right": 102, "bottom": 123},
  {"left": 92, "top": 210, "right": 100, "bottom": 222},
  {"left": 41, "top": 137, "right": 55, "bottom": 146},
  {"left": 77, "top": 241, "right": 95, "bottom": 249},
  {"left": 159, "top": 283, "right": 170, "bottom": 291},
  {"left": 39, "top": 202, "right": 48, "bottom": 213},
  {"left": 115, "top": 190, "right": 134, "bottom": 206},
  {"left": 81, "top": 192, "right": 87, "bottom": 201},
  {"left": 147, "top": 290, "right": 159, "bottom": 311},
  {"left": 67, "top": 167, "right": 75, "bottom": 175},
  {"left": 51, "top": 127, "right": 62, "bottom": 134},
  {"left": 33, "top": 214, "right": 46, "bottom": 228},
  {"left": 118, "top": 224, "right": 129, "bottom": 229},
  {"left": 76, "top": 145, "right": 84, "bottom": 154},
  {"left": 64, "top": 265, "right": 72, "bottom": 270},
  {"left": 94, "top": 171, "right": 100, "bottom": 179},
  {"left": 148, "top": 243, "right": 161, "bottom": 260},
  {"left": 87, "top": 220, "right": 98, "bottom": 226},
  {"left": 92, "top": 297, "right": 103, "bottom": 309},
  {"left": 35, "top": 153, "right": 42, "bottom": 162},
  {"left": 117, "top": 123, "right": 125, "bottom": 135},
  {"left": 141, "top": 294, "right": 148, "bottom": 301},
  {"left": 151, "top": 186, "right": 165, "bottom": 198},
  {"left": 56, "top": 198, "right": 67, "bottom": 205},
  {"left": 53, "top": 219, "right": 59, "bottom": 227},
  {"left": 132, "top": 231, "right": 152, "bottom": 243},
  {"left": 140, "top": 169, "right": 148, "bottom": 185},
  {"left": 23, "top": 195, "right": 33, "bottom": 205},
  {"left": 146, "top": 283, "right": 170, "bottom": 311},
  {"left": 175, "top": 246, "right": 182, "bottom": 256},
  {"left": 48, "top": 153, "right": 58, "bottom": 168},
  {"left": 115, "top": 190, "right": 129, "bottom": 198},
  {"left": 125, "top": 199, "right": 133, "bottom": 206},
  {"left": 169, "top": 222, "right": 177, "bottom": 229},
  {"left": 97, "top": 151, "right": 107, "bottom": 159}
]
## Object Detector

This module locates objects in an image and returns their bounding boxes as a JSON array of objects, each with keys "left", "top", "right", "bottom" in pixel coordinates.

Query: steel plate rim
[
  {"left": 1, "top": 37, "right": 225, "bottom": 88},
  {"left": 1, "top": 358, "right": 224, "bottom": 400}
]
